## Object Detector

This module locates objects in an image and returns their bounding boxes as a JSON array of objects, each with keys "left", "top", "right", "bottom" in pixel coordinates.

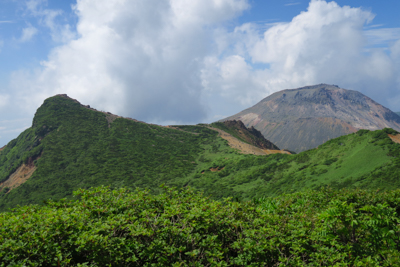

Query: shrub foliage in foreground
[{"left": 1, "top": 186, "right": 400, "bottom": 266}]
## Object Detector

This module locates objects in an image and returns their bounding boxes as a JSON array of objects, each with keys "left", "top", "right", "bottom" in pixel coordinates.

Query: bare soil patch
[
  {"left": 388, "top": 134, "right": 400, "bottom": 144},
  {"left": 209, "top": 127, "right": 290, "bottom": 155},
  {"left": 0, "top": 164, "right": 36, "bottom": 193}
]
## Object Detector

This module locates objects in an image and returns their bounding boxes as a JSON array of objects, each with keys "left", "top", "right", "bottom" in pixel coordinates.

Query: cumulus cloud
[
  {"left": 202, "top": 0, "right": 400, "bottom": 115},
  {"left": 10, "top": 0, "right": 249, "bottom": 124},
  {"left": 5, "top": 0, "right": 400, "bottom": 139}
]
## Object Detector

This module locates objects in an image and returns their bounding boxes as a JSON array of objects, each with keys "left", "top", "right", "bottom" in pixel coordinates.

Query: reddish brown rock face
[{"left": 222, "top": 84, "right": 400, "bottom": 152}]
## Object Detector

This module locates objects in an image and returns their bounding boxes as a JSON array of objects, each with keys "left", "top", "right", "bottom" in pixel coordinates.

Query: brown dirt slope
[
  {"left": 388, "top": 134, "right": 400, "bottom": 144},
  {"left": 0, "top": 156, "right": 39, "bottom": 193},
  {"left": 208, "top": 126, "right": 290, "bottom": 155},
  {"left": 217, "top": 120, "right": 280, "bottom": 150},
  {"left": 0, "top": 164, "right": 36, "bottom": 193}
]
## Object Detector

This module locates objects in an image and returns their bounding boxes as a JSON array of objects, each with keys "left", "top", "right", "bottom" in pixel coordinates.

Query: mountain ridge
[
  {"left": 0, "top": 94, "right": 284, "bottom": 209},
  {"left": 1, "top": 94, "right": 400, "bottom": 211}
]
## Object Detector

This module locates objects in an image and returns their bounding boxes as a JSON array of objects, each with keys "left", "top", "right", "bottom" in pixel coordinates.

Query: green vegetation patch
[{"left": 1, "top": 186, "right": 400, "bottom": 266}]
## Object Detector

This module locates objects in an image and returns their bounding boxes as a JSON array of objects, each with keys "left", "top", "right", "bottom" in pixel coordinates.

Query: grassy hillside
[
  {"left": 184, "top": 127, "right": 400, "bottom": 200},
  {"left": 1, "top": 95, "right": 400, "bottom": 211}
]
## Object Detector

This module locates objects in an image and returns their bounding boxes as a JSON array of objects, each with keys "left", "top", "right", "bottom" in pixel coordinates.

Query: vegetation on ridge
[{"left": 1, "top": 95, "right": 400, "bottom": 211}]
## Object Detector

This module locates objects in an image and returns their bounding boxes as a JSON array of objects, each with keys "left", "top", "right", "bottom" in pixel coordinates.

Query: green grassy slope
[
  {"left": 0, "top": 95, "right": 400, "bottom": 211},
  {"left": 164, "top": 126, "right": 400, "bottom": 201}
]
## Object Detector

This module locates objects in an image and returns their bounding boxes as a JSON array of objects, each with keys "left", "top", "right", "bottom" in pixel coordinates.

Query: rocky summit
[{"left": 221, "top": 84, "right": 400, "bottom": 152}]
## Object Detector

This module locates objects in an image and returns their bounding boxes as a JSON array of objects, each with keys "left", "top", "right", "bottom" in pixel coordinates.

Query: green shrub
[
  {"left": 357, "top": 129, "right": 370, "bottom": 136},
  {"left": 2, "top": 186, "right": 400, "bottom": 266},
  {"left": 323, "top": 157, "right": 338, "bottom": 166}
]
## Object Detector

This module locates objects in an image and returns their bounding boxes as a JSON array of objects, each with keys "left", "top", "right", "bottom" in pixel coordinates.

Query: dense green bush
[{"left": 2, "top": 186, "right": 400, "bottom": 266}]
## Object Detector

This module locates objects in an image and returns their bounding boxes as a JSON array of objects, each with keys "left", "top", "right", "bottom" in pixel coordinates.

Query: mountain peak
[
  {"left": 286, "top": 83, "right": 340, "bottom": 91},
  {"left": 222, "top": 84, "right": 400, "bottom": 152}
]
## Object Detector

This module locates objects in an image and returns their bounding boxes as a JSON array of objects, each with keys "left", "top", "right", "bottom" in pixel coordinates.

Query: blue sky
[
  {"left": 0, "top": 0, "right": 400, "bottom": 146},
  {"left": 242, "top": 1, "right": 400, "bottom": 27}
]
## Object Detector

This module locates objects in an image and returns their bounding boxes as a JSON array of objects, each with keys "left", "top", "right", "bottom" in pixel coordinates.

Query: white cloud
[
  {"left": 0, "top": 94, "right": 10, "bottom": 108},
  {"left": 25, "top": 0, "right": 76, "bottom": 43},
  {"left": 285, "top": 2, "right": 301, "bottom": 6},
  {"left": 0, "top": 117, "right": 31, "bottom": 146},
  {"left": 4, "top": 0, "right": 400, "bottom": 139},
  {"left": 19, "top": 24, "right": 38, "bottom": 42},
  {"left": 9, "top": 0, "right": 249, "bottom": 124},
  {"left": 365, "top": 28, "right": 400, "bottom": 47},
  {"left": 201, "top": 0, "right": 400, "bottom": 116}
]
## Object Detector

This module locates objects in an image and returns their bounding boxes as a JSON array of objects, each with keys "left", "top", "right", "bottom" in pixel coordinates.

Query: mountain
[
  {"left": 2, "top": 94, "right": 400, "bottom": 266},
  {"left": 221, "top": 84, "right": 400, "bottom": 152},
  {"left": 0, "top": 94, "right": 284, "bottom": 210},
  {"left": 1, "top": 94, "right": 400, "bottom": 211}
]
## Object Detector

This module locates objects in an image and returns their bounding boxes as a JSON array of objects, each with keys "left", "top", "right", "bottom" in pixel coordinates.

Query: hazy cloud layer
[
  {"left": 18, "top": 24, "right": 38, "bottom": 42},
  {"left": 24, "top": 0, "right": 76, "bottom": 42},
  {"left": 3, "top": 0, "right": 400, "bottom": 145}
]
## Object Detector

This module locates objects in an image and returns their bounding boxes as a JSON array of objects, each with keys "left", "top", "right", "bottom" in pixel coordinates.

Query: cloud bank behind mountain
[{"left": 1, "top": 0, "right": 400, "bottom": 145}]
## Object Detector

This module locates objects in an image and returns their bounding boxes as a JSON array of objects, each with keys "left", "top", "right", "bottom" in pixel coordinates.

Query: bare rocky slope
[
  {"left": 211, "top": 120, "right": 280, "bottom": 149},
  {"left": 222, "top": 84, "right": 400, "bottom": 152},
  {"left": 208, "top": 120, "right": 288, "bottom": 155}
]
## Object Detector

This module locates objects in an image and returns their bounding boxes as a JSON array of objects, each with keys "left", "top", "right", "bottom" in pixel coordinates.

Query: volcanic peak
[{"left": 222, "top": 84, "right": 400, "bottom": 152}]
